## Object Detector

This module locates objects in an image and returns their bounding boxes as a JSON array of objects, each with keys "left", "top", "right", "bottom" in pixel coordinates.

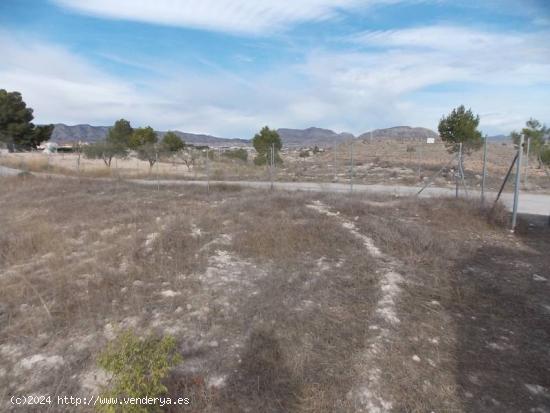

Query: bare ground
[{"left": 0, "top": 176, "right": 548, "bottom": 412}]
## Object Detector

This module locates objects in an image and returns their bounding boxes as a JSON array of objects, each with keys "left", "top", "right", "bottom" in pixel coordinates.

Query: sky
[{"left": 1, "top": 0, "right": 549, "bottom": 138}]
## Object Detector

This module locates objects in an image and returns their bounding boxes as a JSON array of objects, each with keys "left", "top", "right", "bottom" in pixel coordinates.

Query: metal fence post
[
  {"left": 417, "top": 142, "right": 422, "bottom": 180},
  {"left": 349, "top": 140, "right": 354, "bottom": 193},
  {"left": 511, "top": 135, "right": 524, "bottom": 232},
  {"left": 333, "top": 143, "right": 337, "bottom": 181},
  {"left": 206, "top": 148, "right": 210, "bottom": 193},
  {"left": 481, "top": 136, "right": 488, "bottom": 204},
  {"left": 524, "top": 137, "right": 530, "bottom": 187},
  {"left": 455, "top": 143, "right": 462, "bottom": 198},
  {"left": 270, "top": 143, "right": 274, "bottom": 191},
  {"left": 156, "top": 150, "right": 159, "bottom": 192}
]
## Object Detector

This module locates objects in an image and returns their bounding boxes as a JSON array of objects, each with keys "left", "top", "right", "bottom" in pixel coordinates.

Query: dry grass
[{"left": 0, "top": 176, "right": 548, "bottom": 412}]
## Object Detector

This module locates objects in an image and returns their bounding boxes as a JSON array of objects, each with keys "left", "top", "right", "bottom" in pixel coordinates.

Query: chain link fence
[{"left": 1, "top": 139, "right": 549, "bottom": 207}]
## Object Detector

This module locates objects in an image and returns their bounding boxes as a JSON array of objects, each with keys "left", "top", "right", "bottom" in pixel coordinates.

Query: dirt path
[{"left": 307, "top": 201, "right": 405, "bottom": 412}]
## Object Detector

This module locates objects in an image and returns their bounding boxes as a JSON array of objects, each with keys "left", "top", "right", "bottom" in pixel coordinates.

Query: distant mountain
[
  {"left": 277, "top": 127, "right": 354, "bottom": 148},
  {"left": 50, "top": 124, "right": 250, "bottom": 147},
  {"left": 51, "top": 124, "right": 110, "bottom": 143},
  {"left": 358, "top": 126, "right": 439, "bottom": 141},
  {"left": 487, "top": 134, "right": 509, "bottom": 142},
  {"left": 50, "top": 123, "right": 448, "bottom": 148},
  {"left": 156, "top": 131, "right": 249, "bottom": 147}
]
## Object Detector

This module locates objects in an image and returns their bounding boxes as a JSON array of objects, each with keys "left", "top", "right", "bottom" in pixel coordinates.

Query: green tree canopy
[
  {"left": 83, "top": 140, "right": 128, "bottom": 167},
  {"left": 511, "top": 118, "right": 548, "bottom": 168},
  {"left": 161, "top": 131, "right": 185, "bottom": 153},
  {"left": 0, "top": 89, "right": 53, "bottom": 150},
  {"left": 438, "top": 105, "right": 483, "bottom": 154},
  {"left": 129, "top": 126, "right": 157, "bottom": 150},
  {"left": 107, "top": 119, "right": 133, "bottom": 149},
  {"left": 252, "top": 126, "right": 282, "bottom": 165},
  {"left": 136, "top": 142, "right": 160, "bottom": 169},
  {"left": 222, "top": 148, "right": 248, "bottom": 162},
  {"left": 540, "top": 146, "right": 550, "bottom": 168}
]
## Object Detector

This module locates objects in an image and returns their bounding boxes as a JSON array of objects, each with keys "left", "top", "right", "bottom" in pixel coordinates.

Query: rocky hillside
[
  {"left": 50, "top": 124, "right": 447, "bottom": 148},
  {"left": 358, "top": 126, "right": 439, "bottom": 141},
  {"left": 277, "top": 127, "right": 354, "bottom": 148},
  {"left": 50, "top": 124, "right": 249, "bottom": 147}
]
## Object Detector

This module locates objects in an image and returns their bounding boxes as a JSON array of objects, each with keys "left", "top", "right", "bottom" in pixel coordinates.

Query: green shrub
[
  {"left": 222, "top": 148, "right": 248, "bottom": 162},
  {"left": 540, "top": 145, "right": 550, "bottom": 167},
  {"left": 97, "top": 330, "right": 182, "bottom": 412}
]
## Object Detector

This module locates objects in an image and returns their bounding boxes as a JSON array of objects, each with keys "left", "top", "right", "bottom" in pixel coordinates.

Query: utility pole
[
  {"left": 481, "top": 136, "right": 488, "bottom": 204},
  {"left": 524, "top": 137, "right": 530, "bottom": 187},
  {"left": 511, "top": 134, "right": 524, "bottom": 232},
  {"left": 349, "top": 140, "right": 354, "bottom": 193}
]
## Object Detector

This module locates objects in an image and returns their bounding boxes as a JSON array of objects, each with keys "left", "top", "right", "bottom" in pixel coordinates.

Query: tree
[
  {"left": 540, "top": 146, "right": 550, "bottom": 168},
  {"left": 511, "top": 118, "right": 548, "bottom": 168},
  {"left": 107, "top": 119, "right": 133, "bottom": 149},
  {"left": 179, "top": 147, "right": 200, "bottom": 171},
  {"left": 129, "top": 126, "right": 157, "bottom": 150},
  {"left": 84, "top": 119, "right": 133, "bottom": 167},
  {"left": 136, "top": 142, "right": 160, "bottom": 170},
  {"left": 30, "top": 125, "right": 55, "bottom": 150},
  {"left": 161, "top": 131, "right": 185, "bottom": 153},
  {"left": 0, "top": 89, "right": 53, "bottom": 150},
  {"left": 252, "top": 126, "right": 282, "bottom": 165},
  {"left": 438, "top": 105, "right": 483, "bottom": 154},
  {"left": 83, "top": 140, "right": 127, "bottom": 167}
]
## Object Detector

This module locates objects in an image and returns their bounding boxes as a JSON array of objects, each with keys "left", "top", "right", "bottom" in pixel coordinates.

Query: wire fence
[{"left": 1, "top": 139, "right": 549, "bottom": 228}]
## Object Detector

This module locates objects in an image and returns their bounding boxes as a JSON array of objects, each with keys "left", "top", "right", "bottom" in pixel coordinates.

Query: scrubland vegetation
[{"left": 0, "top": 176, "right": 548, "bottom": 412}]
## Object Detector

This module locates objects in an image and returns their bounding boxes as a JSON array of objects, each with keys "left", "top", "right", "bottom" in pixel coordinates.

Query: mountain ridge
[
  {"left": 51, "top": 124, "right": 249, "bottom": 147},
  {"left": 51, "top": 123, "right": 451, "bottom": 147}
]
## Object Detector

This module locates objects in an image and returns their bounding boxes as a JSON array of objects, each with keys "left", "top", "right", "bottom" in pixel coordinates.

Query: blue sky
[{"left": 1, "top": 0, "right": 549, "bottom": 138}]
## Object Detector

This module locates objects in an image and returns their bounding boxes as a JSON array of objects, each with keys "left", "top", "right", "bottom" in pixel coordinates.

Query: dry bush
[{"left": 0, "top": 221, "right": 60, "bottom": 267}]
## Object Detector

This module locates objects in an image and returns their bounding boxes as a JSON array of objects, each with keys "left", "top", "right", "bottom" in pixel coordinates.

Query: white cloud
[
  {"left": 51, "top": 0, "right": 382, "bottom": 35},
  {"left": 1, "top": 25, "right": 549, "bottom": 138},
  {"left": 351, "top": 25, "right": 550, "bottom": 70}
]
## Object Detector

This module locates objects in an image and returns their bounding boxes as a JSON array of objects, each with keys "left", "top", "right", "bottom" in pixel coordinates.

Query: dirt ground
[{"left": 0, "top": 176, "right": 548, "bottom": 412}]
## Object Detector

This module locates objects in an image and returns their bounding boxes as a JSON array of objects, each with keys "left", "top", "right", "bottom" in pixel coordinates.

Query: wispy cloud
[
  {"left": 346, "top": 25, "right": 550, "bottom": 88},
  {"left": 51, "top": 0, "right": 393, "bottom": 35},
  {"left": 1, "top": 24, "right": 549, "bottom": 137}
]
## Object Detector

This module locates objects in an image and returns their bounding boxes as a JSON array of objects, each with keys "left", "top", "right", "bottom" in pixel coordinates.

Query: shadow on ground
[{"left": 451, "top": 219, "right": 550, "bottom": 412}]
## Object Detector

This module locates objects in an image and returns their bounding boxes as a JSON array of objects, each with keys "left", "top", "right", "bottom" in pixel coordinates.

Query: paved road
[
  {"left": 130, "top": 178, "right": 550, "bottom": 216},
  {"left": 0, "top": 165, "right": 23, "bottom": 176}
]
